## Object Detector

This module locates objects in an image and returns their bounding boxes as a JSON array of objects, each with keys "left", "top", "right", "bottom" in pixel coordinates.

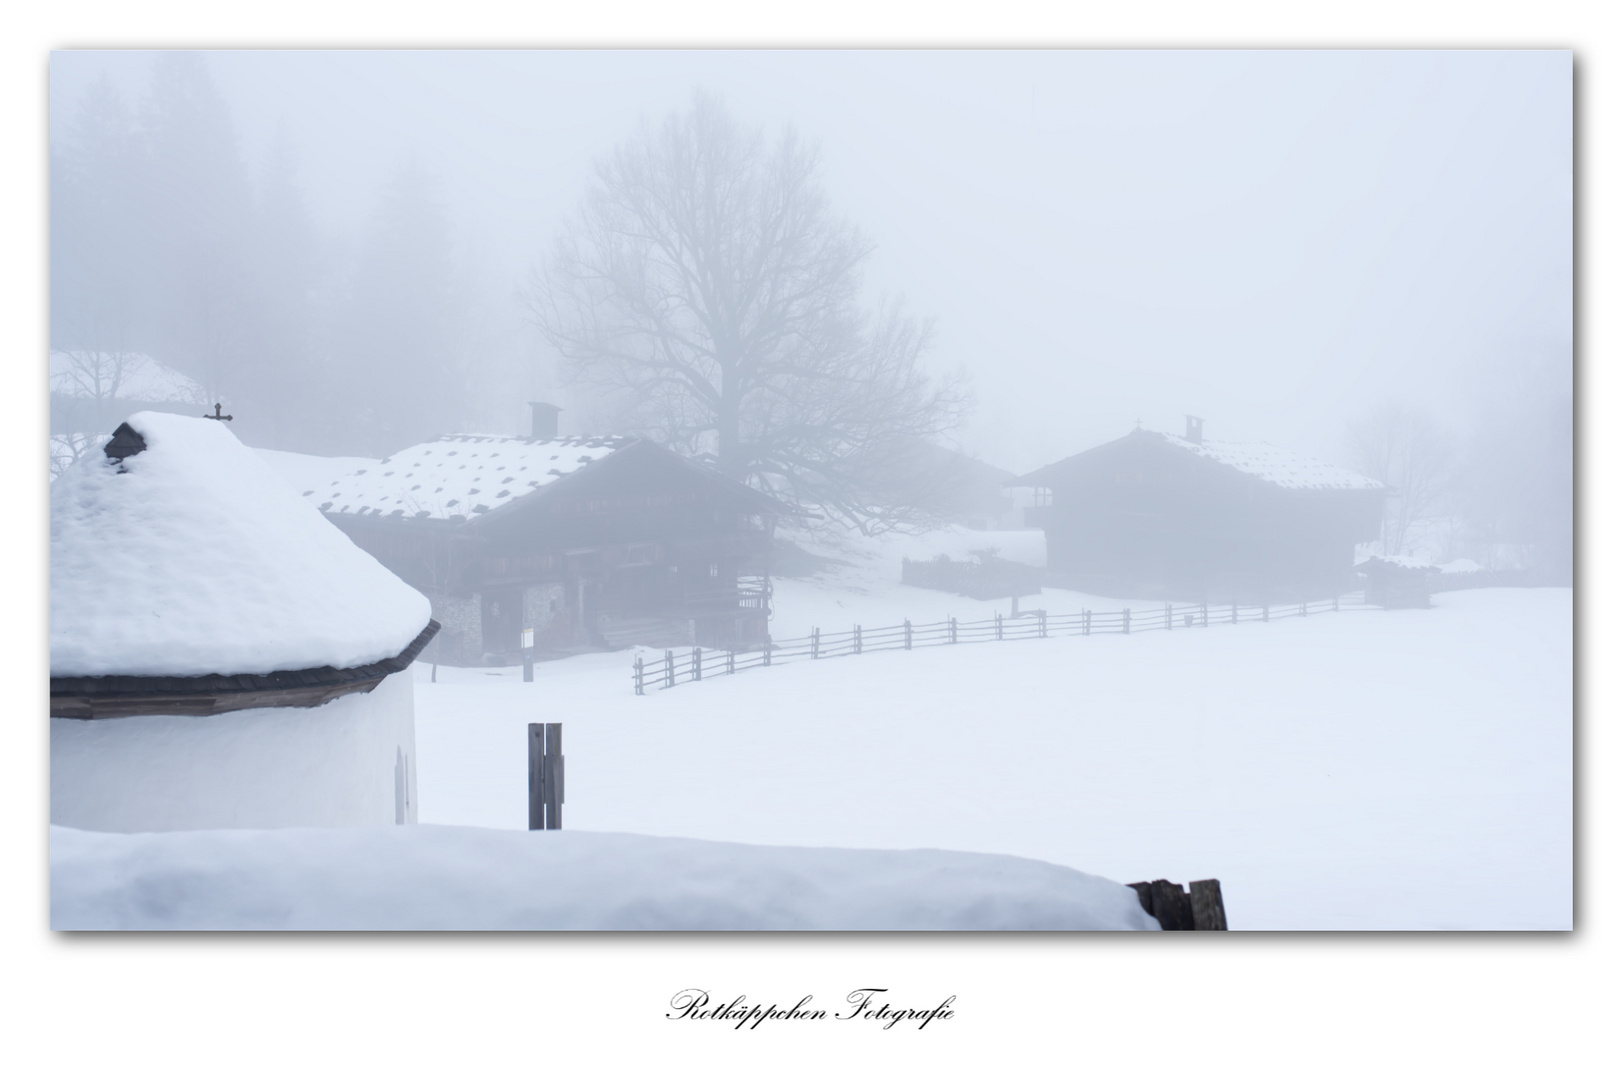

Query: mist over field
[{"left": 50, "top": 53, "right": 1570, "bottom": 526}]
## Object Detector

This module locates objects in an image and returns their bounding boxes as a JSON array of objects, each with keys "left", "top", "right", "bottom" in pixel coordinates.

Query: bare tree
[
  {"left": 527, "top": 92, "right": 968, "bottom": 533},
  {"left": 1345, "top": 401, "right": 1456, "bottom": 556}
]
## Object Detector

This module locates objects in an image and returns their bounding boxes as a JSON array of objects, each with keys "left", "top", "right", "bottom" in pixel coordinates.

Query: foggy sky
[{"left": 49, "top": 49, "right": 1572, "bottom": 474}]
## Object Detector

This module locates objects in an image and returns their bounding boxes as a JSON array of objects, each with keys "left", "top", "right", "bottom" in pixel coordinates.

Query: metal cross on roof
[{"left": 203, "top": 403, "right": 233, "bottom": 422}]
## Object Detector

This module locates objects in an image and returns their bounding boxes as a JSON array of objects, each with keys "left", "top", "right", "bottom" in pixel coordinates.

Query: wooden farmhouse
[
  {"left": 1011, "top": 418, "right": 1385, "bottom": 602},
  {"left": 306, "top": 404, "right": 786, "bottom": 665}
]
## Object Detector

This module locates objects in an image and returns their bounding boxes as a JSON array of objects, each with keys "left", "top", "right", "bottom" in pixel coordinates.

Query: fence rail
[{"left": 632, "top": 593, "right": 1373, "bottom": 695}]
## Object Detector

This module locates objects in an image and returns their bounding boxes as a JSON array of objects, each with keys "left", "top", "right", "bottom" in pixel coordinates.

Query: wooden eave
[{"left": 50, "top": 620, "right": 440, "bottom": 720}]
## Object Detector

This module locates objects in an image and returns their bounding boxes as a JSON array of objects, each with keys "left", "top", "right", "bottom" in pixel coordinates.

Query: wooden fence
[{"left": 633, "top": 593, "right": 1372, "bottom": 694}]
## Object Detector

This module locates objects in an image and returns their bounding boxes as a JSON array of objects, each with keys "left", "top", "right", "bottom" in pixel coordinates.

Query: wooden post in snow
[
  {"left": 1189, "top": 879, "right": 1228, "bottom": 930},
  {"left": 904, "top": 620, "right": 912, "bottom": 650},
  {"left": 528, "top": 722, "right": 564, "bottom": 830},
  {"left": 1128, "top": 877, "right": 1225, "bottom": 930}
]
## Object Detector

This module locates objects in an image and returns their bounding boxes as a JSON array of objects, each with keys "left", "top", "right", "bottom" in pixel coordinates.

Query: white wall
[{"left": 51, "top": 671, "right": 418, "bottom": 832}]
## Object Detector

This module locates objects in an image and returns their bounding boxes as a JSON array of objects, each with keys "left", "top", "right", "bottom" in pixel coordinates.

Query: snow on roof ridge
[{"left": 1151, "top": 429, "right": 1383, "bottom": 491}]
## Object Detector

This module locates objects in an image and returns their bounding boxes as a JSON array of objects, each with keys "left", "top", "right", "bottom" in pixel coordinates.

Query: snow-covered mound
[
  {"left": 49, "top": 824, "right": 1159, "bottom": 931},
  {"left": 51, "top": 412, "right": 433, "bottom": 678}
]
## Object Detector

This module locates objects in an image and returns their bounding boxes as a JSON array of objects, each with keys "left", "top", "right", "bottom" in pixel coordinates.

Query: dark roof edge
[
  {"left": 50, "top": 620, "right": 441, "bottom": 720},
  {"left": 1006, "top": 430, "right": 1146, "bottom": 487}
]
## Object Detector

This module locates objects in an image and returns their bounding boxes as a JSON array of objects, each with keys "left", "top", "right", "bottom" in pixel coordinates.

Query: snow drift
[{"left": 49, "top": 824, "right": 1160, "bottom": 931}]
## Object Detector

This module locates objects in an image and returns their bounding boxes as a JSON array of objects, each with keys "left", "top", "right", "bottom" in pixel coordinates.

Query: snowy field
[{"left": 414, "top": 585, "right": 1572, "bottom": 930}]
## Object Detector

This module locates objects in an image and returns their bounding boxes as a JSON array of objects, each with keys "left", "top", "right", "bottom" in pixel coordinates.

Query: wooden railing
[{"left": 632, "top": 593, "right": 1374, "bottom": 694}]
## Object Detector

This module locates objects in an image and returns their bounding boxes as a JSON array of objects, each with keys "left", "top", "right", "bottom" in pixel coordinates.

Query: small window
[{"left": 709, "top": 562, "right": 720, "bottom": 578}]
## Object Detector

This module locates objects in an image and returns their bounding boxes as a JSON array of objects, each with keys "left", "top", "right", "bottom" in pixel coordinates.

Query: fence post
[
  {"left": 727, "top": 649, "right": 735, "bottom": 675},
  {"left": 855, "top": 625, "right": 862, "bottom": 654},
  {"left": 904, "top": 619, "right": 912, "bottom": 650},
  {"left": 764, "top": 634, "right": 772, "bottom": 666},
  {"left": 1333, "top": 595, "right": 1339, "bottom": 613},
  {"left": 1189, "top": 879, "right": 1228, "bottom": 930},
  {"left": 692, "top": 646, "right": 702, "bottom": 682},
  {"left": 1300, "top": 600, "right": 1307, "bottom": 618},
  {"left": 996, "top": 612, "right": 1003, "bottom": 641},
  {"left": 634, "top": 655, "right": 644, "bottom": 696},
  {"left": 1083, "top": 610, "right": 1091, "bottom": 636},
  {"left": 812, "top": 627, "right": 820, "bottom": 659},
  {"left": 1039, "top": 611, "right": 1047, "bottom": 638},
  {"left": 1201, "top": 601, "right": 1208, "bottom": 628},
  {"left": 528, "top": 722, "right": 564, "bottom": 830},
  {"left": 1124, "top": 608, "right": 1131, "bottom": 634},
  {"left": 1165, "top": 602, "right": 1172, "bottom": 630},
  {"left": 664, "top": 649, "right": 674, "bottom": 688},
  {"left": 950, "top": 616, "right": 958, "bottom": 644}
]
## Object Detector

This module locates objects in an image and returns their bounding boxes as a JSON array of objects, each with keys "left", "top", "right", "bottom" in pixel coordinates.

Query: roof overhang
[{"left": 51, "top": 621, "right": 440, "bottom": 720}]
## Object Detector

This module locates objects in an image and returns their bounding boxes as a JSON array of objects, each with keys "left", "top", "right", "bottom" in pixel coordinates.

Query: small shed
[
  {"left": 50, "top": 411, "right": 438, "bottom": 832},
  {"left": 1356, "top": 554, "right": 1437, "bottom": 608}
]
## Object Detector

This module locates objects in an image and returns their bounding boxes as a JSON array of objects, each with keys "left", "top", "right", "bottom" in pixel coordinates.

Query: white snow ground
[
  {"left": 412, "top": 585, "right": 1571, "bottom": 931},
  {"left": 50, "top": 824, "right": 1157, "bottom": 930}
]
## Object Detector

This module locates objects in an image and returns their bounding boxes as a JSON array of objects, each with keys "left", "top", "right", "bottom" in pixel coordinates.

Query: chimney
[
  {"left": 1185, "top": 415, "right": 1204, "bottom": 444},
  {"left": 528, "top": 402, "right": 562, "bottom": 441}
]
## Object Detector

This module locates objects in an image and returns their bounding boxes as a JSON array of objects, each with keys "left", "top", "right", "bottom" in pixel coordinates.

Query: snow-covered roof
[
  {"left": 1153, "top": 431, "right": 1383, "bottom": 491},
  {"left": 49, "top": 350, "right": 208, "bottom": 404},
  {"left": 51, "top": 411, "right": 433, "bottom": 679},
  {"left": 255, "top": 447, "right": 381, "bottom": 496},
  {"left": 307, "top": 433, "right": 634, "bottom": 521},
  {"left": 1356, "top": 554, "right": 1436, "bottom": 572}
]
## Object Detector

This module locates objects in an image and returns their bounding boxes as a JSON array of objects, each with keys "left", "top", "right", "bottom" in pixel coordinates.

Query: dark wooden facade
[
  {"left": 324, "top": 439, "right": 782, "bottom": 665},
  {"left": 1013, "top": 428, "right": 1384, "bottom": 602}
]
